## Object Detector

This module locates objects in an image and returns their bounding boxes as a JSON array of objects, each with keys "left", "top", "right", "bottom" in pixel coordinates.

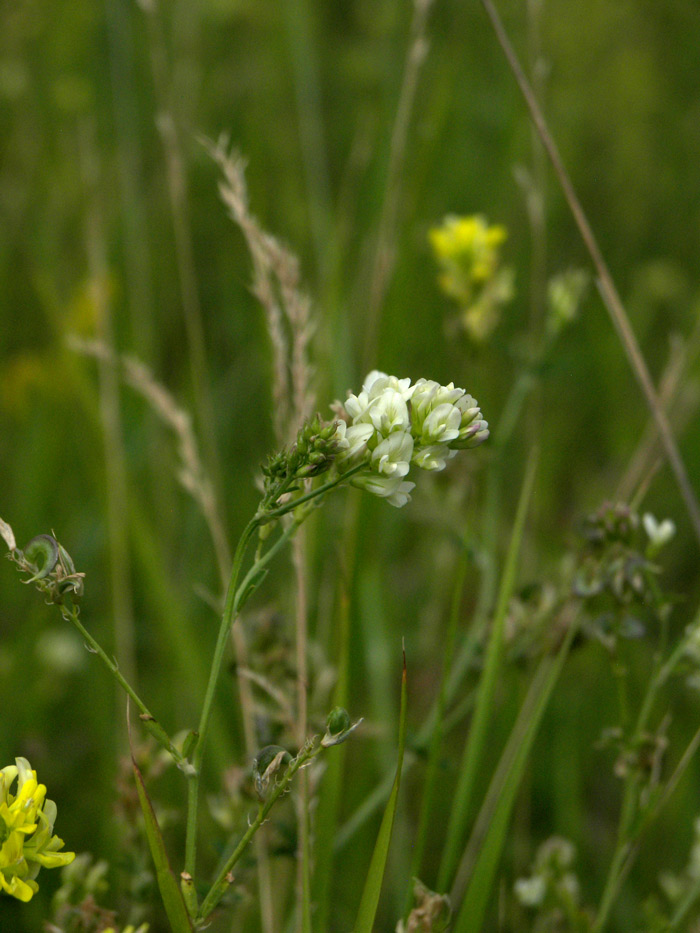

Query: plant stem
[
  {"left": 62, "top": 603, "right": 184, "bottom": 766},
  {"left": 185, "top": 516, "right": 260, "bottom": 878},
  {"left": 185, "top": 513, "right": 304, "bottom": 882},
  {"left": 592, "top": 620, "right": 699, "bottom": 931},
  {"left": 198, "top": 740, "right": 324, "bottom": 922},
  {"left": 260, "top": 463, "right": 365, "bottom": 522},
  {"left": 406, "top": 541, "right": 470, "bottom": 909}
]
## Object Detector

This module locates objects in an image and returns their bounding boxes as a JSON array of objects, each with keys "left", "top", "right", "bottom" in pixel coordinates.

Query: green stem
[
  {"left": 593, "top": 623, "right": 697, "bottom": 932},
  {"left": 185, "top": 513, "right": 305, "bottom": 883},
  {"left": 184, "top": 516, "right": 260, "bottom": 879},
  {"left": 62, "top": 603, "right": 184, "bottom": 766},
  {"left": 259, "top": 464, "right": 365, "bottom": 521},
  {"left": 198, "top": 741, "right": 324, "bottom": 921}
]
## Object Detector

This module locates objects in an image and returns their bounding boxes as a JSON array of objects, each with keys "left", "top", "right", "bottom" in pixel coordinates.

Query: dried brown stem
[{"left": 481, "top": 0, "right": 700, "bottom": 546}]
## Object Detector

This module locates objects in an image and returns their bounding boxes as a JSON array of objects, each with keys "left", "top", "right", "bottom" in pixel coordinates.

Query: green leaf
[
  {"left": 353, "top": 649, "right": 408, "bottom": 933},
  {"left": 452, "top": 613, "right": 579, "bottom": 933},
  {"left": 438, "top": 448, "right": 539, "bottom": 891},
  {"left": 132, "top": 758, "right": 195, "bottom": 932}
]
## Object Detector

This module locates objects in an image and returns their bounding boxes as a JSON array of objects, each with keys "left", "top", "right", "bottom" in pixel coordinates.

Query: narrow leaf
[
  {"left": 438, "top": 448, "right": 539, "bottom": 891},
  {"left": 353, "top": 649, "right": 408, "bottom": 933},
  {"left": 452, "top": 613, "right": 579, "bottom": 933},
  {"left": 132, "top": 759, "right": 195, "bottom": 932}
]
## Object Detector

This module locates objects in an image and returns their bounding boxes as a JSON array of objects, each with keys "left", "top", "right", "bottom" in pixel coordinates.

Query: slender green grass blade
[
  {"left": 451, "top": 613, "right": 580, "bottom": 933},
  {"left": 353, "top": 650, "right": 408, "bottom": 933},
  {"left": 438, "top": 448, "right": 539, "bottom": 891},
  {"left": 132, "top": 758, "right": 194, "bottom": 932}
]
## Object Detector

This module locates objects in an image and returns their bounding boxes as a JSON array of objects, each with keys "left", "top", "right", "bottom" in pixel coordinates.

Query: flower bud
[
  {"left": 253, "top": 745, "right": 292, "bottom": 801},
  {"left": 326, "top": 706, "right": 350, "bottom": 736},
  {"left": 321, "top": 708, "right": 363, "bottom": 747}
]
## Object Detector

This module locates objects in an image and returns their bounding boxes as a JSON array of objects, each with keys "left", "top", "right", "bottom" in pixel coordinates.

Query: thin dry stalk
[
  {"left": 210, "top": 138, "right": 319, "bottom": 925},
  {"left": 69, "top": 339, "right": 231, "bottom": 584},
  {"left": 363, "top": 0, "right": 434, "bottom": 371},
  {"left": 207, "top": 138, "right": 315, "bottom": 441},
  {"left": 618, "top": 314, "right": 700, "bottom": 504},
  {"left": 209, "top": 136, "right": 318, "bottom": 928},
  {"left": 481, "top": 0, "right": 700, "bottom": 546}
]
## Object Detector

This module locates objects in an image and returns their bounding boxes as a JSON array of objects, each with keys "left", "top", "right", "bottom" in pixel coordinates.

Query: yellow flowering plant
[
  {"left": 0, "top": 757, "right": 74, "bottom": 902},
  {"left": 429, "top": 213, "right": 514, "bottom": 342}
]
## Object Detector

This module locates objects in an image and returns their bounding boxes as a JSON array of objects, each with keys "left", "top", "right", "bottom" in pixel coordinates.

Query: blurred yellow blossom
[
  {"left": 0, "top": 757, "right": 74, "bottom": 902},
  {"left": 429, "top": 214, "right": 514, "bottom": 343}
]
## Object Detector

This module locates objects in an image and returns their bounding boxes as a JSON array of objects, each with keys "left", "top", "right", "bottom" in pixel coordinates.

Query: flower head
[
  {"left": 336, "top": 371, "right": 488, "bottom": 507},
  {"left": 429, "top": 214, "right": 514, "bottom": 343},
  {"left": 0, "top": 758, "right": 74, "bottom": 902}
]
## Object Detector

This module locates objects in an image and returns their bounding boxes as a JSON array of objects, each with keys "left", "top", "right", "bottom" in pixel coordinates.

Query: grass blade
[
  {"left": 437, "top": 447, "right": 539, "bottom": 891},
  {"left": 451, "top": 610, "right": 580, "bottom": 932},
  {"left": 353, "top": 648, "right": 408, "bottom": 933},
  {"left": 132, "top": 757, "right": 195, "bottom": 932}
]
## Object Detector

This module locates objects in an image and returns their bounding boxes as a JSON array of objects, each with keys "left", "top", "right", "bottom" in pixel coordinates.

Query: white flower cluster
[{"left": 332, "top": 370, "right": 488, "bottom": 507}]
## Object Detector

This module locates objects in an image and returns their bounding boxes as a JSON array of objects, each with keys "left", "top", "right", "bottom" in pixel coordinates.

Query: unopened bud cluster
[
  {"left": 262, "top": 416, "right": 345, "bottom": 492},
  {"left": 333, "top": 371, "right": 489, "bottom": 508},
  {"left": 7, "top": 534, "right": 84, "bottom": 606},
  {"left": 573, "top": 502, "right": 675, "bottom": 643}
]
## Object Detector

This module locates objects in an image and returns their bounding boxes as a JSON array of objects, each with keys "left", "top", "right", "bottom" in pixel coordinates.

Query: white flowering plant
[{"left": 0, "top": 368, "right": 488, "bottom": 931}]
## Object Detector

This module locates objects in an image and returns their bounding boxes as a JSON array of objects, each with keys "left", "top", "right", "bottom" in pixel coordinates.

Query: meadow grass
[{"left": 2, "top": 2, "right": 700, "bottom": 931}]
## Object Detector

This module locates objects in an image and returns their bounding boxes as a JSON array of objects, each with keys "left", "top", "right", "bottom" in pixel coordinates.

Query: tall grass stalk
[
  {"left": 480, "top": 0, "right": 700, "bottom": 545},
  {"left": 140, "top": 0, "right": 229, "bottom": 563},
  {"left": 452, "top": 605, "right": 581, "bottom": 931}
]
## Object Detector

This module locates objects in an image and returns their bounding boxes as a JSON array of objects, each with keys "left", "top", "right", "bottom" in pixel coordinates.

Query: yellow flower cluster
[
  {"left": 0, "top": 758, "right": 75, "bottom": 902},
  {"left": 429, "top": 214, "right": 514, "bottom": 343}
]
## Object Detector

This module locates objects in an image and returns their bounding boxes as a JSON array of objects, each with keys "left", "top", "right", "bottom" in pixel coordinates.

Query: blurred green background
[{"left": 2, "top": 0, "right": 700, "bottom": 929}]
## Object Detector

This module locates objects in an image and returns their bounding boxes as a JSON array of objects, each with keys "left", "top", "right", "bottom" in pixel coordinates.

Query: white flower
[
  {"left": 345, "top": 390, "right": 373, "bottom": 423},
  {"left": 412, "top": 444, "right": 456, "bottom": 472},
  {"left": 362, "top": 370, "right": 414, "bottom": 400},
  {"left": 371, "top": 432, "right": 414, "bottom": 477},
  {"left": 643, "top": 513, "right": 676, "bottom": 550},
  {"left": 346, "top": 372, "right": 414, "bottom": 425},
  {"left": 420, "top": 402, "right": 462, "bottom": 445},
  {"left": 335, "top": 422, "right": 374, "bottom": 469},
  {"left": 366, "top": 389, "right": 411, "bottom": 437},
  {"left": 453, "top": 416, "right": 490, "bottom": 448},
  {"left": 410, "top": 379, "right": 441, "bottom": 433},
  {"left": 351, "top": 472, "right": 415, "bottom": 508},
  {"left": 514, "top": 875, "right": 546, "bottom": 907}
]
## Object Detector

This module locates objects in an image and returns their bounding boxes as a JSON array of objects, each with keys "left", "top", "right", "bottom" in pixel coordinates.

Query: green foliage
[{"left": 2, "top": 1, "right": 700, "bottom": 931}]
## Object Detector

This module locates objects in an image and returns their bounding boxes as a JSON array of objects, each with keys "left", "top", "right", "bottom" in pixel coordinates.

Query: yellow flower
[
  {"left": 0, "top": 758, "right": 75, "bottom": 902},
  {"left": 429, "top": 214, "right": 514, "bottom": 343}
]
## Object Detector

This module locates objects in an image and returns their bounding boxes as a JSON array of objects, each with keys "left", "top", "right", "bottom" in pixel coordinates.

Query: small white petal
[
  {"left": 372, "top": 432, "right": 413, "bottom": 477},
  {"left": 643, "top": 513, "right": 676, "bottom": 548}
]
